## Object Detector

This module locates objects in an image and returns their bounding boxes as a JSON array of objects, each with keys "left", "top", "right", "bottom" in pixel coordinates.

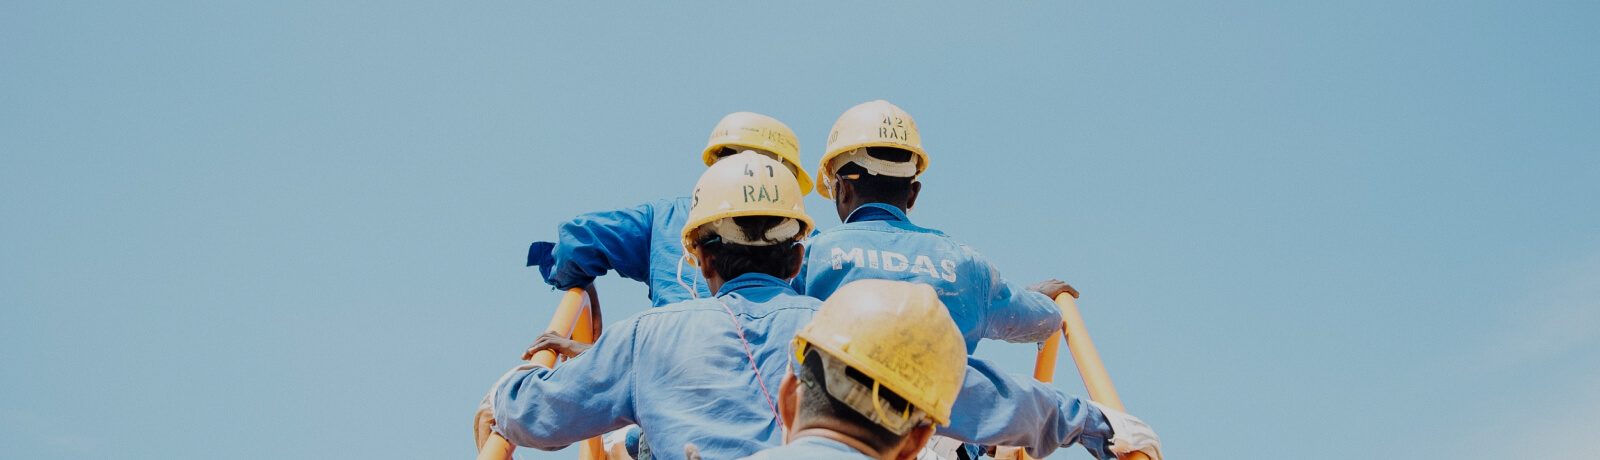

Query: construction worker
[
  {"left": 744, "top": 279, "right": 1164, "bottom": 460},
  {"left": 518, "top": 114, "right": 808, "bottom": 460},
  {"left": 480, "top": 153, "right": 1159, "bottom": 460},
  {"left": 805, "top": 100, "right": 1074, "bottom": 354},
  {"left": 525, "top": 112, "right": 812, "bottom": 310},
  {"left": 479, "top": 152, "right": 818, "bottom": 460},
  {"left": 743, "top": 279, "right": 968, "bottom": 460}
]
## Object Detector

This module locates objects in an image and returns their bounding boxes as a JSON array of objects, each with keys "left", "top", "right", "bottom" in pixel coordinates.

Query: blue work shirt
[
  {"left": 529, "top": 197, "right": 713, "bottom": 307},
  {"left": 527, "top": 197, "right": 807, "bottom": 307},
  {"left": 493, "top": 277, "right": 1114, "bottom": 459},
  {"left": 941, "top": 357, "right": 1116, "bottom": 459},
  {"left": 738, "top": 436, "right": 873, "bottom": 460},
  {"left": 803, "top": 203, "right": 1064, "bottom": 353},
  {"left": 491, "top": 273, "right": 815, "bottom": 460}
]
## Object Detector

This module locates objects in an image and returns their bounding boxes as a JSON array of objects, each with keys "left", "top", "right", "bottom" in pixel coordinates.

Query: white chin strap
[
  {"left": 832, "top": 147, "right": 918, "bottom": 178},
  {"left": 707, "top": 218, "right": 800, "bottom": 246}
]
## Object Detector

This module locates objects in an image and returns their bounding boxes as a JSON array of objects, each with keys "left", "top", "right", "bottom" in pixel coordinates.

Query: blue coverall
[
  {"left": 528, "top": 197, "right": 712, "bottom": 307},
  {"left": 802, "top": 203, "right": 1065, "bottom": 353},
  {"left": 492, "top": 274, "right": 810, "bottom": 460},
  {"left": 491, "top": 274, "right": 1117, "bottom": 460}
]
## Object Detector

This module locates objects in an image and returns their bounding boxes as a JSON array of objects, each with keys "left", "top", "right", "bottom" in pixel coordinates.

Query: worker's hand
[
  {"left": 476, "top": 363, "right": 544, "bottom": 450},
  {"left": 1027, "top": 280, "right": 1079, "bottom": 299},
  {"left": 585, "top": 284, "right": 603, "bottom": 341},
  {"left": 474, "top": 391, "right": 497, "bottom": 451},
  {"left": 522, "top": 332, "right": 592, "bottom": 360},
  {"left": 603, "top": 427, "right": 639, "bottom": 460},
  {"left": 1088, "top": 401, "right": 1162, "bottom": 460},
  {"left": 990, "top": 446, "right": 1025, "bottom": 460}
]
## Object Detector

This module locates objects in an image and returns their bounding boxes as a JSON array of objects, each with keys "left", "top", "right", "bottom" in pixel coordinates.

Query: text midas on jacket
[
  {"left": 827, "top": 247, "right": 958, "bottom": 283},
  {"left": 802, "top": 203, "right": 1064, "bottom": 354}
]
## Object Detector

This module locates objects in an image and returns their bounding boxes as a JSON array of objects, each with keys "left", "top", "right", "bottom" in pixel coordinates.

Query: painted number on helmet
[
  {"left": 743, "top": 164, "right": 776, "bottom": 177},
  {"left": 743, "top": 185, "right": 781, "bottom": 203},
  {"left": 880, "top": 116, "right": 909, "bottom": 141}
]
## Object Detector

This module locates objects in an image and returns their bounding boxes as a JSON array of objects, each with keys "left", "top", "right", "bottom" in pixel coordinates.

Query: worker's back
[
  {"left": 803, "top": 203, "right": 1061, "bottom": 353},
  {"left": 630, "top": 274, "right": 819, "bottom": 456},
  {"left": 490, "top": 274, "right": 815, "bottom": 460},
  {"left": 628, "top": 274, "right": 815, "bottom": 459}
]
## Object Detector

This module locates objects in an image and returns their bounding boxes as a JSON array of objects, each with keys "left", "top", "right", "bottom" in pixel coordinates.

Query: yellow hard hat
[
  {"left": 792, "top": 279, "right": 967, "bottom": 431},
  {"left": 680, "top": 151, "right": 814, "bottom": 266},
  {"left": 702, "top": 112, "right": 814, "bottom": 196},
  {"left": 815, "top": 100, "right": 929, "bottom": 199}
]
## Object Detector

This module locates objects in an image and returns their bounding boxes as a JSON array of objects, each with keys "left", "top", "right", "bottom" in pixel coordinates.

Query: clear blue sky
[{"left": 3, "top": 2, "right": 1596, "bottom": 459}]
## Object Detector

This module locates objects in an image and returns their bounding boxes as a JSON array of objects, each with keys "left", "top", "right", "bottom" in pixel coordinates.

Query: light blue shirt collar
[
  {"left": 716, "top": 272, "right": 797, "bottom": 297},
  {"left": 843, "top": 203, "right": 909, "bottom": 224}
]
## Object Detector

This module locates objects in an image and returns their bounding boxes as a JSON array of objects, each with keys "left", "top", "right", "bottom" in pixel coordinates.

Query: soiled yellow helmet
[
  {"left": 680, "top": 151, "right": 814, "bottom": 266},
  {"left": 702, "top": 112, "right": 813, "bottom": 196},
  {"left": 792, "top": 279, "right": 967, "bottom": 431},
  {"left": 815, "top": 100, "right": 929, "bottom": 199}
]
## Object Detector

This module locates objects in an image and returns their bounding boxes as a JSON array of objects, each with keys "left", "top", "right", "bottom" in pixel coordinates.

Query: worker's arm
[
  {"left": 491, "top": 319, "right": 640, "bottom": 450},
  {"left": 971, "top": 248, "right": 1067, "bottom": 344},
  {"left": 529, "top": 202, "right": 658, "bottom": 290},
  {"left": 938, "top": 356, "right": 1117, "bottom": 459}
]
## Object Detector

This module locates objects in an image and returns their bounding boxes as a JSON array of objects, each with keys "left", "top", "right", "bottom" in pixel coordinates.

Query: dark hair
[
  {"left": 796, "top": 348, "right": 911, "bottom": 452},
  {"left": 698, "top": 216, "right": 802, "bottom": 280},
  {"left": 836, "top": 147, "right": 916, "bottom": 206}
]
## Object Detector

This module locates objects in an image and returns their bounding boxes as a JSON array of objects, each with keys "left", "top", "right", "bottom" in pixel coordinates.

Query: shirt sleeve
[
  {"left": 972, "top": 250, "right": 1063, "bottom": 344},
  {"left": 543, "top": 202, "right": 656, "bottom": 290},
  {"left": 937, "top": 357, "right": 1117, "bottom": 459},
  {"left": 492, "top": 320, "right": 640, "bottom": 450}
]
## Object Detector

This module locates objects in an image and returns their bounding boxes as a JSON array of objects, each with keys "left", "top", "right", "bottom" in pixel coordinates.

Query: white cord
[{"left": 676, "top": 255, "right": 700, "bottom": 300}]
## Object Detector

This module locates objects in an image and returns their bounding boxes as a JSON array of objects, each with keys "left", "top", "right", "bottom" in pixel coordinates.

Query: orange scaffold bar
[
  {"left": 477, "top": 287, "right": 606, "bottom": 460},
  {"left": 1024, "top": 294, "right": 1149, "bottom": 460}
]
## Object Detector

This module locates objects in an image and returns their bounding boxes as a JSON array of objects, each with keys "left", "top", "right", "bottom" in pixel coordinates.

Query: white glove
[
  {"left": 475, "top": 363, "right": 545, "bottom": 450},
  {"left": 1089, "top": 401, "right": 1162, "bottom": 460},
  {"left": 604, "top": 426, "right": 638, "bottom": 460}
]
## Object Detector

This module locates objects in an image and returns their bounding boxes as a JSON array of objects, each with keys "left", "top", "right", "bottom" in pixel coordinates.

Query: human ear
[
  {"left": 778, "top": 373, "right": 800, "bottom": 441},
  {"left": 892, "top": 424, "right": 936, "bottom": 460}
]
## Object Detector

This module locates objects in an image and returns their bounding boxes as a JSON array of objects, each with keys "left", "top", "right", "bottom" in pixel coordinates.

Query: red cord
[{"left": 713, "top": 296, "right": 783, "bottom": 428}]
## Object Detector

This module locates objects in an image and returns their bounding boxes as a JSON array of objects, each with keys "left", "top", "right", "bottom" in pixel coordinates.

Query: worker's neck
[
  {"left": 787, "top": 427, "right": 897, "bottom": 460},
  {"left": 704, "top": 272, "right": 725, "bottom": 295}
]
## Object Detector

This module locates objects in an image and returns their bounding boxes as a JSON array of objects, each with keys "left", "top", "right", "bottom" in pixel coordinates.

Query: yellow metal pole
[
  {"left": 1013, "top": 321, "right": 1065, "bottom": 460},
  {"left": 477, "top": 287, "right": 606, "bottom": 460},
  {"left": 1018, "top": 295, "right": 1148, "bottom": 460},
  {"left": 562, "top": 295, "right": 612, "bottom": 458},
  {"left": 1055, "top": 294, "right": 1126, "bottom": 411},
  {"left": 532, "top": 288, "right": 590, "bottom": 367},
  {"left": 1033, "top": 328, "right": 1061, "bottom": 384},
  {"left": 1054, "top": 293, "right": 1147, "bottom": 460}
]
